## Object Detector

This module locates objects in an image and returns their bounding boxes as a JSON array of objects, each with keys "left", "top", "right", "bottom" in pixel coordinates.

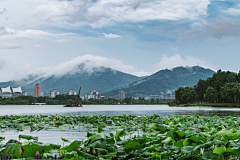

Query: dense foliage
[
  {"left": 103, "top": 66, "right": 215, "bottom": 97},
  {"left": 0, "top": 95, "right": 172, "bottom": 105},
  {"left": 175, "top": 70, "right": 240, "bottom": 104},
  {"left": 1, "top": 114, "right": 240, "bottom": 159}
]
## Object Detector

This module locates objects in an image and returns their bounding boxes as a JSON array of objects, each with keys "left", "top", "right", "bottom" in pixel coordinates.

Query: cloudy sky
[{"left": 0, "top": 0, "right": 240, "bottom": 82}]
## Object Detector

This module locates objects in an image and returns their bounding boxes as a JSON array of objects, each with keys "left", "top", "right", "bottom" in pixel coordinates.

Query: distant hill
[
  {"left": 102, "top": 66, "right": 215, "bottom": 97},
  {"left": 0, "top": 67, "right": 142, "bottom": 96}
]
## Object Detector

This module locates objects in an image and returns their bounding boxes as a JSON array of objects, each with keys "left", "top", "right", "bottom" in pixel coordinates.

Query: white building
[
  {"left": 149, "top": 95, "right": 161, "bottom": 100},
  {"left": 84, "top": 90, "right": 99, "bottom": 100},
  {"left": 50, "top": 89, "right": 59, "bottom": 98},
  {"left": 41, "top": 91, "right": 44, "bottom": 97},
  {"left": 67, "top": 89, "right": 77, "bottom": 95},
  {"left": 0, "top": 86, "right": 25, "bottom": 98}
]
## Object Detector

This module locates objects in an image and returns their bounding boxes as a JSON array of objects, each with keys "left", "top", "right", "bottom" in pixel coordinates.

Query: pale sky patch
[
  {"left": 35, "top": 44, "right": 42, "bottom": 47},
  {"left": 102, "top": 33, "right": 121, "bottom": 38}
]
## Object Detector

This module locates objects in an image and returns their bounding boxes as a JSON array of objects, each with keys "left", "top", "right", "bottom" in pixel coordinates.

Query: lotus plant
[
  {"left": 19, "top": 146, "right": 24, "bottom": 160},
  {"left": 36, "top": 151, "right": 39, "bottom": 160}
]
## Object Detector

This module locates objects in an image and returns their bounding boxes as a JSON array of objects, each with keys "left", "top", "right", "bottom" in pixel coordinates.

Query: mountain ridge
[
  {"left": 0, "top": 65, "right": 215, "bottom": 98},
  {"left": 102, "top": 66, "right": 215, "bottom": 97}
]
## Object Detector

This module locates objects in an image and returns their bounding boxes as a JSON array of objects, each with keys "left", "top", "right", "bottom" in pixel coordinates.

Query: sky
[{"left": 1, "top": 0, "right": 240, "bottom": 82}]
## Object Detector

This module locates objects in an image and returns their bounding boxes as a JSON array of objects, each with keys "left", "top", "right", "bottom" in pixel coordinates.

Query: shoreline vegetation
[
  {"left": 0, "top": 95, "right": 173, "bottom": 105},
  {"left": 1, "top": 114, "right": 240, "bottom": 159},
  {"left": 170, "top": 69, "right": 240, "bottom": 108},
  {"left": 169, "top": 103, "right": 240, "bottom": 108}
]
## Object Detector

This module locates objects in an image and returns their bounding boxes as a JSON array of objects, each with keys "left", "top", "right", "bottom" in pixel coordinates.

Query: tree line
[
  {"left": 0, "top": 94, "right": 172, "bottom": 105},
  {"left": 175, "top": 70, "right": 240, "bottom": 104}
]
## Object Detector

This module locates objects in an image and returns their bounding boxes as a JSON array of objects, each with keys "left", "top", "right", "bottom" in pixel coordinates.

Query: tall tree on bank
[
  {"left": 204, "top": 86, "right": 218, "bottom": 103},
  {"left": 210, "top": 70, "right": 237, "bottom": 102},
  {"left": 175, "top": 69, "right": 240, "bottom": 104},
  {"left": 194, "top": 78, "right": 211, "bottom": 102}
]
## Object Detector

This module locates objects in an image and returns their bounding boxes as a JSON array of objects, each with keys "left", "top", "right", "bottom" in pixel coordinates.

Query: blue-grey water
[
  {"left": 1, "top": 105, "right": 240, "bottom": 117},
  {"left": 1, "top": 105, "right": 240, "bottom": 145}
]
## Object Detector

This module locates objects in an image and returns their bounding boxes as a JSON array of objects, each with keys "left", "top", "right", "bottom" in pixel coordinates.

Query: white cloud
[
  {"left": 224, "top": 4, "right": 240, "bottom": 16},
  {"left": 154, "top": 54, "right": 212, "bottom": 71},
  {"left": 0, "top": 27, "right": 73, "bottom": 40},
  {"left": 102, "top": 33, "right": 121, "bottom": 38},
  {"left": 35, "top": 0, "right": 210, "bottom": 27},
  {"left": 44, "top": 54, "right": 148, "bottom": 77},
  {"left": 56, "top": 39, "right": 66, "bottom": 42},
  {"left": 35, "top": 44, "right": 42, "bottom": 47},
  {"left": 0, "top": 43, "right": 22, "bottom": 49},
  {"left": 0, "top": 54, "right": 149, "bottom": 82}
]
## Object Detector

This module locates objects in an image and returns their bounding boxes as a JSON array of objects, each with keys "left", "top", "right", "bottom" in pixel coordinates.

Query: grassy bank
[{"left": 173, "top": 103, "right": 240, "bottom": 107}]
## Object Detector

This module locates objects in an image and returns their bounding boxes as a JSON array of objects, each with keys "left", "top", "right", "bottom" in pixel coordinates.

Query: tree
[
  {"left": 175, "top": 87, "right": 196, "bottom": 104},
  {"left": 204, "top": 86, "right": 218, "bottom": 103},
  {"left": 194, "top": 78, "right": 210, "bottom": 102},
  {"left": 220, "top": 82, "right": 240, "bottom": 103},
  {"left": 150, "top": 98, "right": 154, "bottom": 104}
]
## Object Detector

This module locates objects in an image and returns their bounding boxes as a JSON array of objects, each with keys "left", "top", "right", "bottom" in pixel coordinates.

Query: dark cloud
[
  {"left": 178, "top": 18, "right": 240, "bottom": 42},
  {"left": 0, "top": 8, "right": 6, "bottom": 14}
]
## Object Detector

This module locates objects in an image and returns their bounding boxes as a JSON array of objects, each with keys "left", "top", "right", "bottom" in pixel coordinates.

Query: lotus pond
[{"left": 1, "top": 114, "right": 240, "bottom": 159}]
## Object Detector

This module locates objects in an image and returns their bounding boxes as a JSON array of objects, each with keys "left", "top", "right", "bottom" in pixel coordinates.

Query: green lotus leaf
[
  {"left": 189, "top": 136, "right": 203, "bottom": 142},
  {"left": 49, "top": 144, "right": 61, "bottom": 149},
  {"left": 14, "top": 143, "right": 52, "bottom": 158},
  {"left": 0, "top": 137, "right": 5, "bottom": 142},
  {"left": 61, "top": 137, "right": 70, "bottom": 142},
  {"left": 216, "top": 129, "right": 233, "bottom": 137},
  {"left": 200, "top": 132, "right": 210, "bottom": 137},
  {"left": 161, "top": 137, "right": 175, "bottom": 145},
  {"left": 183, "top": 139, "right": 191, "bottom": 147},
  {"left": 97, "top": 125, "right": 104, "bottom": 133},
  {"left": 61, "top": 140, "right": 81, "bottom": 152},
  {"left": 19, "top": 135, "right": 38, "bottom": 141},
  {"left": 213, "top": 146, "right": 226, "bottom": 155},
  {"left": 173, "top": 140, "right": 183, "bottom": 147},
  {"left": 175, "top": 131, "right": 187, "bottom": 138},
  {"left": 182, "top": 146, "right": 195, "bottom": 153},
  {"left": 125, "top": 139, "right": 141, "bottom": 150}
]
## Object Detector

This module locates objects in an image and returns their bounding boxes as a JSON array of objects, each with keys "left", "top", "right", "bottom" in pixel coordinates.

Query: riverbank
[{"left": 172, "top": 103, "right": 240, "bottom": 108}]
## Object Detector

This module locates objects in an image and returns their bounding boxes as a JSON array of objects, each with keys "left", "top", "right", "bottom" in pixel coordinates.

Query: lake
[
  {"left": 1, "top": 104, "right": 240, "bottom": 117},
  {"left": 1, "top": 105, "right": 240, "bottom": 146}
]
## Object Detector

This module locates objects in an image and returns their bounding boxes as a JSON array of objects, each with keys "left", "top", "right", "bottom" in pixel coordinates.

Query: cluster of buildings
[
  {"left": 0, "top": 83, "right": 174, "bottom": 100},
  {"left": 34, "top": 84, "right": 75, "bottom": 98},
  {"left": 149, "top": 92, "right": 175, "bottom": 100},
  {"left": 0, "top": 86, "right": 27, "bottom": 98}
]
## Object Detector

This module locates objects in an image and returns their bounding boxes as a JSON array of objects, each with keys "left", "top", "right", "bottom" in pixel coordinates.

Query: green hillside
[
  {"left": 0, "top": 67, "right": 142, "bottom": 96},
  {"left": 102, "top": 66, "right": 215, "bottom": 97}
]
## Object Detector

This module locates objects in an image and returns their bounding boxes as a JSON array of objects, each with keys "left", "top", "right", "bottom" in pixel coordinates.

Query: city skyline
[{"left": 1, "top": 1, "right": 240, "bottom": 82}]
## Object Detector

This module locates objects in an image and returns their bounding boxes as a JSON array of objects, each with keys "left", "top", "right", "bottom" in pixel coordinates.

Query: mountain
[
  {"left": 102, "top": 66, "right": 215, "bottom": 97},
  {"left": 0, "top": 67, "right": 142, "bottom": 96}
]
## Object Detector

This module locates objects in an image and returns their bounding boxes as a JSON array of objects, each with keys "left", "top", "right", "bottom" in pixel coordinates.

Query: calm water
[
  {"left": 1, "top": 105, "right": 240, "bottom": 145},
  {"left": 1, "top": 105, "right": 240, "bottom": 117}
]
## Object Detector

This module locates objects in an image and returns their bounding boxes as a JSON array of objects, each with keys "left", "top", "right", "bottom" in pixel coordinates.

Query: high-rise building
[
  {"left": 119, "top": 90, "right": 125, "bottom": 100},
  {"left": 67, "top": 89, "right": 77, "bottom": 95},
  {"left": 50, "top": 89, "right": 59, "bottom": 98},
  {"left": 41, "top": 91, "right": 44, "bottom": 97},
  {"left": 34, "top": 84, "right": 41, "bottom": 97},
  {"left": 84, "top": 90, "right": 99, "bottom": 100}
]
